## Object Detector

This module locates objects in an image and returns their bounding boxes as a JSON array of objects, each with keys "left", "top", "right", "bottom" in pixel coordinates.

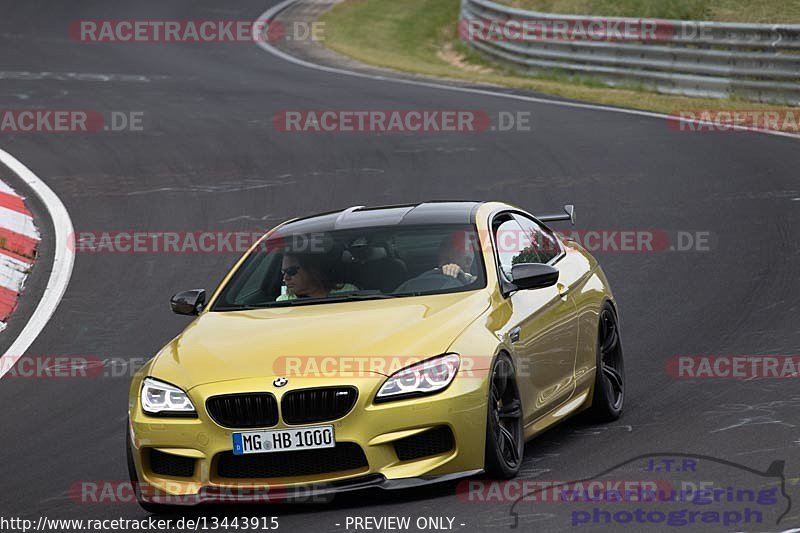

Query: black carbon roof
[{"left": 277, "top": 201, "right": 484, "bottom": 234}]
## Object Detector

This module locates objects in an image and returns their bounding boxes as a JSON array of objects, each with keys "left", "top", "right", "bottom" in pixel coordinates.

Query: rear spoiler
[{"left": 538, "top": 204, "right": 575, "bottom": 225}]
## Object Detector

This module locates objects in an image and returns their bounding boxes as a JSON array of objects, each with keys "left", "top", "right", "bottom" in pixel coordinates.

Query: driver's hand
[{"left": 441, "top": 263, "right": 463, "bottom": 279}]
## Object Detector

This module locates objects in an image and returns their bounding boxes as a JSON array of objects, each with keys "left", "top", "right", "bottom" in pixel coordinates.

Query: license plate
[{"left": 232, "top": 425, "right": 335, "bottom": 455}]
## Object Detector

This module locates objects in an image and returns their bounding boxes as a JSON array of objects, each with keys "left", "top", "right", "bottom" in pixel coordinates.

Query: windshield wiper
[
  {"left": 213, "top": 293, "right": 398, "bottom": 311},
  {"left": 278, "top": 292, "right": 398, "bottom": 306},
  {"left": 327, "top": 292, "right": 398, "bottom": 301},
  {"left": 213, "top": 304, "right": 274, "bottom": 312}
]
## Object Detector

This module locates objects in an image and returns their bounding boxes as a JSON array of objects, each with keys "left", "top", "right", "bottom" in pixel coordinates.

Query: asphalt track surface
[{"left": 0, "top": 0, "right": 799, "bottom": 531}]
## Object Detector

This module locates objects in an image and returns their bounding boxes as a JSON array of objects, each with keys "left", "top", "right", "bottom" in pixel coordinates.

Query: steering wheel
[{"left": 395, "top": 269, "right": 463, "bottom": 293}]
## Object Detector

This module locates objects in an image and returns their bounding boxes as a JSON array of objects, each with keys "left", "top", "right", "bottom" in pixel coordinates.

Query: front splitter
[{"left": 144, "top": 469, "right": 483, "bottom": 506}]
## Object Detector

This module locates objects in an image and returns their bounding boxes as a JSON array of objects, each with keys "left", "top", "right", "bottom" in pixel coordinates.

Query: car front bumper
[{"left": 129, "top": 373, "right": 489, "bottom": 505}]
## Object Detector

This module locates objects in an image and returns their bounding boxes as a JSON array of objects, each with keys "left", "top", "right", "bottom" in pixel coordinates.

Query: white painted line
[
  {"left": 0, "top": 148, "right": 75, "bottom": 379},
  {"left": 253, "top": 0, "right": 800, "bottom": 141},
  {"left": 0, "top": 205, "right": 39, "bottom": 240}
]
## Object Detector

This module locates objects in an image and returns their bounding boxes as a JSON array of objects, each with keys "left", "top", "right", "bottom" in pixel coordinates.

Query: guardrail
[{"left": 460, "top": 0, "right": 800, "bottom": 105}]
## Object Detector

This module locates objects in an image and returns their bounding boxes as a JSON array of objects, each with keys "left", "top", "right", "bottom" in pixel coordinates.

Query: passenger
[{"left": 277, "top": 252, "right": 358, "bottom": 301}]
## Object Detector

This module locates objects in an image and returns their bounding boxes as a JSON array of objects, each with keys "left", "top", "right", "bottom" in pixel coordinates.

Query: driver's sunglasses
[{"left": 281, "top": 265, "right": 301, "bottom": 278}]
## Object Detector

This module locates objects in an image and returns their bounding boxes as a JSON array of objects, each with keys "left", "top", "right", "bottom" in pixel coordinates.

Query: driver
[
  {"left": 438, "top": 234, "right": 477, "bottom": 285},
  {"left": 391, "top": 232, "right": 480, "bottom": 294}
]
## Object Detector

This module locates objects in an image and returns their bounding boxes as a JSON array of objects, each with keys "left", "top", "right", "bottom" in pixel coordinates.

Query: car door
[{"left": 493, "top": 212, "right": 580, "bottom": 424}]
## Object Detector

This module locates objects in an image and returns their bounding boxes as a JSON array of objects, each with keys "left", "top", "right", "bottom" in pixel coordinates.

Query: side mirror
[
  {"left": 170, "top": 289, "right": 206, "bottom": 315},
  {"left": 510, "top": 263, "right": 559, "bottom": 291},
  {"left": 563, "top": 204, "right": 575, "bottom": 225}
]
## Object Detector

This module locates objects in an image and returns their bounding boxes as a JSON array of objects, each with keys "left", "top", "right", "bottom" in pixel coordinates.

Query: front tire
[
  {"left": 586, "top": 303, "right": 625, "bottom": 422},
  {"left": 484, "top": 353, "right": 523, "bottom": 479}
]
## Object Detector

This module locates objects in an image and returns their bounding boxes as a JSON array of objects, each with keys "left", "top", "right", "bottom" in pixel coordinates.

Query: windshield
[{"left": 212, "top": 224, "right": 485, "bottom": 310}]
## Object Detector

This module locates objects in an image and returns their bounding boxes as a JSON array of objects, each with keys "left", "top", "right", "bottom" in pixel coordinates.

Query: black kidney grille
[
  {"left": 394, "top": 426, "right": 455, "bottom": 461},
  {"left": 206, "top": 393, "right": 278, "bottom": 428},
  {"left": 216, "top": 442, "right": 368, "bottom": 479},
  {"left": 149, "top": 449, "right": 195, "bottom": 478},
  {"left": 281, "top": 387, "right": 358, "bottom": 424}
]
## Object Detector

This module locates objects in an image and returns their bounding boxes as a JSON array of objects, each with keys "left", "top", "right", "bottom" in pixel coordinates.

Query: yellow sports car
[{"left": 127, "top": 201, "right": 624, "bottom": 511}]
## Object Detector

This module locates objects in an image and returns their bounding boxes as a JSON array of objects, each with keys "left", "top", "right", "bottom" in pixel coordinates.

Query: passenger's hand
[{"left": 441, "top": 263, "right": 463, "bottom": 279}]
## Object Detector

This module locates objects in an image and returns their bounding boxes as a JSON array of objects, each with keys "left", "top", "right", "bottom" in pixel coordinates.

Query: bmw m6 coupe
[{"left": 127, "top": 201, "right": 624, "bottom": 511}]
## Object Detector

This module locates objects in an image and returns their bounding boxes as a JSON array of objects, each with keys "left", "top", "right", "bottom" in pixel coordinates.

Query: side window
[
  {"left": 512, "top": 213, "right": 560, "bottom": 264},
  {"left": 493, "top": 217, "right": 527, "bottom": 280}
]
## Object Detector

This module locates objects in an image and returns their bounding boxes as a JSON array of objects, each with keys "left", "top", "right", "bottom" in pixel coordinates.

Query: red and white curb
[
  {"left": 0, "top": 148, "right": 74, "bottom": 379},
  {"left": 0, "top": 179, "right": 40, "bottom": 332}
]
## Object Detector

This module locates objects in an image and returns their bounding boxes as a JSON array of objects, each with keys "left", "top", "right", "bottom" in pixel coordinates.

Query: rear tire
[
  {"left": 586, "top": 303, "right": 625, "bottom": 422},
  {"left": 484, "top": 353, "right": 523, "bottom": 479}
]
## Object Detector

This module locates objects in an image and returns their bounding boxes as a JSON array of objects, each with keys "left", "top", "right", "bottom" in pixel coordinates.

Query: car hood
[{"left": 150, "top": 290, "right": 491, "bottom": 389}]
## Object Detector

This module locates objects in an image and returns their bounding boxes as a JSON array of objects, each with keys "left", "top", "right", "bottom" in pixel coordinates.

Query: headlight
[
  {"left": 376, "top": 353, "right": 460, "bottom": 402},
  {"left": 140, "top": 377, "right": 197, "bottom": 416}
]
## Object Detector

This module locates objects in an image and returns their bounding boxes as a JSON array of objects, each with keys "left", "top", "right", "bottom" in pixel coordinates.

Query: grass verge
[{"left": 319, "top": 0, "right": 799, "bottom": 125}]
